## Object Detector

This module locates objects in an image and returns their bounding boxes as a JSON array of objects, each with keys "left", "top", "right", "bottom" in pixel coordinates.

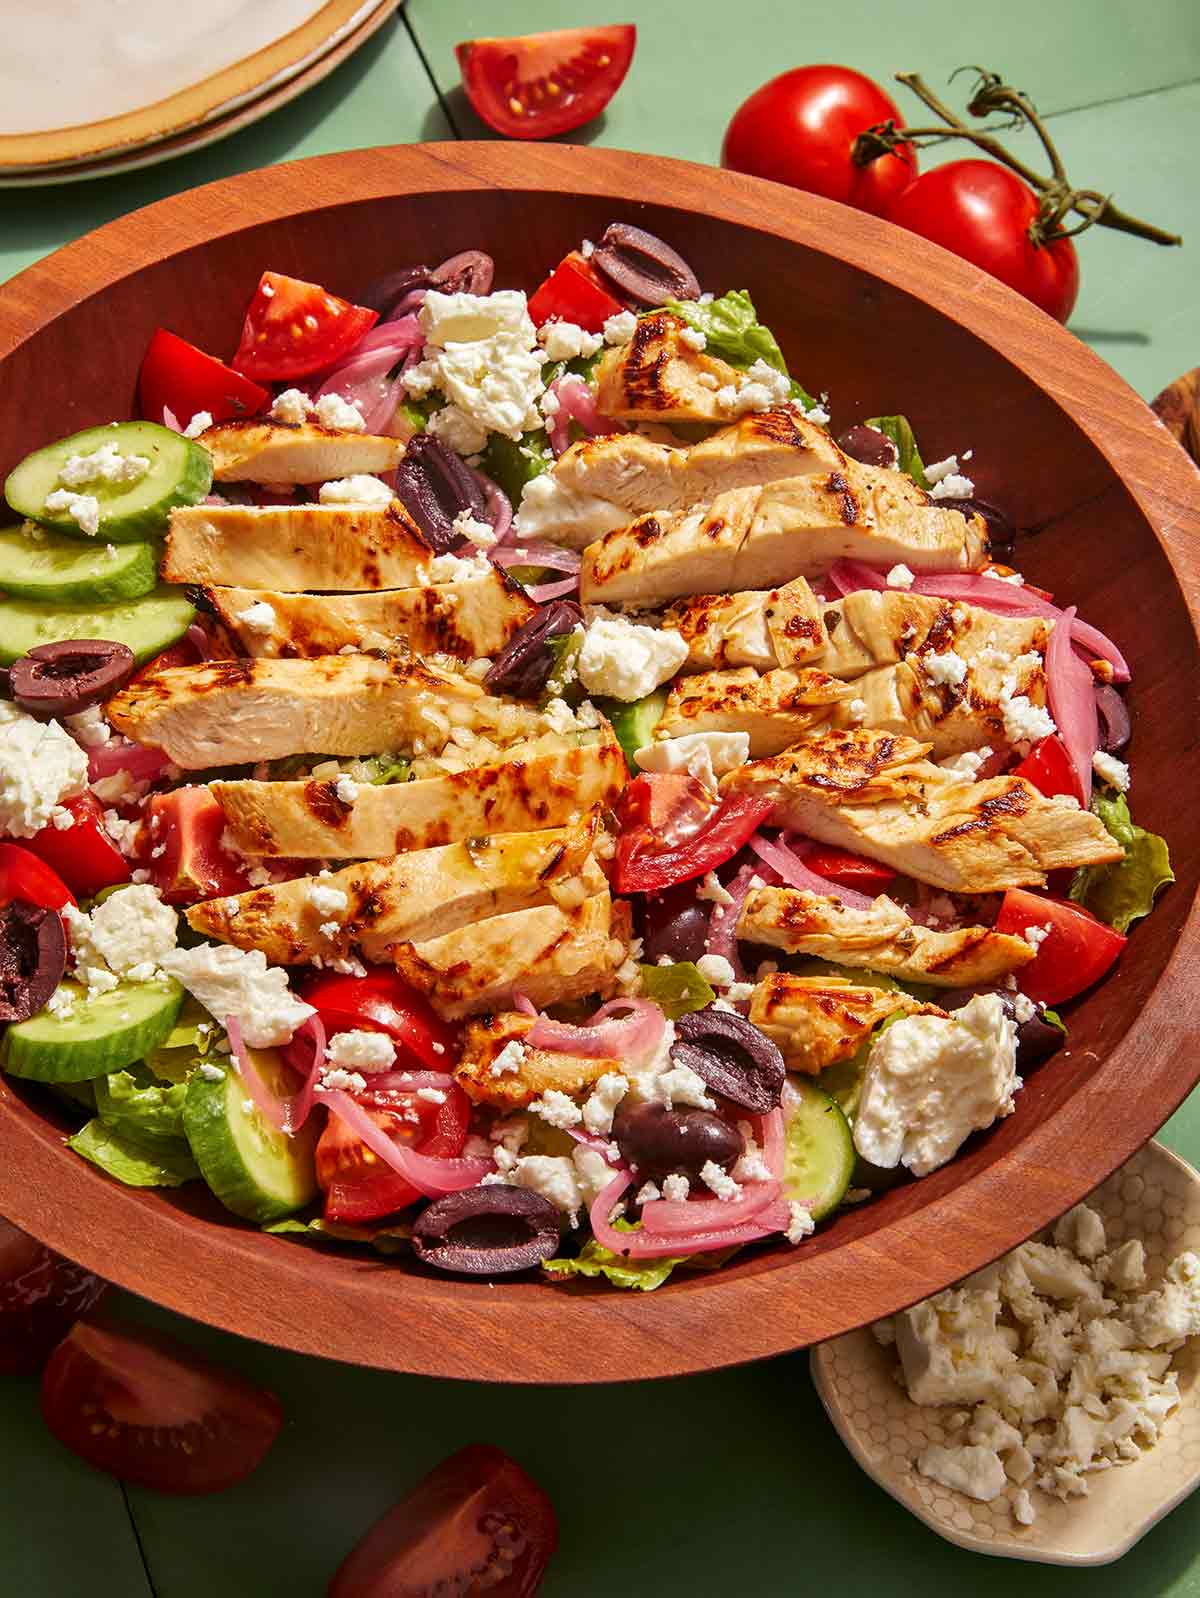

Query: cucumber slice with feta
[
  {"left": 780, "top": 1076, "right": 856, "bottom": 1221},
  {"left": 182, "top": 1047, "right": 318, "bottom": 1224},
  {"left": 1, "top": 978, "right": 184, "bottom": 1082},
  {"left": 601, "top": 688, "right": 669, "bottom": 772},
  {"left": 0, "top": 524, "right": 159, "bottom": 603},
  {"left": 5, "top": 422, "right": 212, "bottom": 543},
  {"left": 0, "top": 584, "right": 195, "bottom": 666}
]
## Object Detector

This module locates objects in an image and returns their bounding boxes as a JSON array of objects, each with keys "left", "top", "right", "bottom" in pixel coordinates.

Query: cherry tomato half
[
  {"left": 316, "top": 1084, "right": 469, "bottom": 1223},
  {"left": 804, "top": 846, "right": 897, "bottom": 893},
  {"left": 1012, "top": 734, "right": 1083, "bottom": 804},
  {"left": 302, "top": 968, "right": 457, "bottom": 1070},
  {"left": 232, "top": 272, "right": 378, "bottom": 382},
  {"left": 0, "top": 1218, "right": 105, "bottom": 1377},
  {"left": 23, "top": 794, "right": 130, "bottom": 899},
  {"left": 41, "top": 1318, "right": 283, "bottom": 1494},
  {"left": 885, "top": 160, "right": 1080, "bottom": 323},
  {"left": 0, "top": 842, "right": 76, "bottom": 912},
  {"left": 456, "top": 24, "right": 636, "bottom": 141},
  {"left": 722, "top": 64, "right": 917, "bottom": 217},
  {"left": 142, "top": 788, "right": 253, "bottom": 906},
  {"left": 330, "top": 1444, "right": 557, "bottom": 1597},
  {"left": 528, "top": 251, "right": 626, "bottom": 330},
  {"left": 995, "top": 888, "right": 1125, "bottom": 1006},
  {"left": 138, "top": 329, "right": 270, "bottom": 429}
]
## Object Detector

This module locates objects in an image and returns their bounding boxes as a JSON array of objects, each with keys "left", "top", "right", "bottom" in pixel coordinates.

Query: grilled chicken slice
[
  {"left": 581, "top": 475, "right": 985, "bottom": 608},
  {"left": 162, "top": 502, "right": 432, "bottom": 591},
  {"left": 819, "top": 590, "right": 1050, "bottom": 681},
  {"left": 593, "top": 312, "right": 750, "bottom": 422},
  {"left": 661, "top": 577, "right": 828, "bottom": 672},
  {"left": 212, "top": 729, "right": 627, "bottom": 859},
  {"left": 197, "top": 418, "right": 403, "bottom": 483},
  {"left": 656, "top": 667, "right": 847, "bottom": 756},
  {"left": 739, "top": 886, "right": 1036, "bottom": 987},
  {"left": 201, "top": 570, "right": 535, "bottom": 661},
  {"left": 721, "top": 729, "right": 1123, "bottom": 892},
  {"left": 749, "top": 975, "right": 935, "bottom": 1074},
  {"left": 392, "top": 891, "right": 630, "bottom": 1019},
  {"left": 456, "top": 1012, "right": 619, "bottom": 1109},
  {"left": 187, "top": 819, "right": 606, "bottom": 964}
]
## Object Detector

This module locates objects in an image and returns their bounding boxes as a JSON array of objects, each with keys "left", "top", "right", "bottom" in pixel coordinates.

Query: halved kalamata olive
[
  {"left": 361, "top": 264, "right": 434, "bottom": 317},
  {"left": 837, "top": 424, "right": 899, "bottom": 469},
  {"left": 671, "top": 1006, "right": 785, "bottom": 1114},
  {"left": 0, "top": 900, "right": 66, "bottom": 1023},
  {"left": 10, "top": 640, "right": 135, "bottom": 719},
  {"left": 484, "top": 600, "right": 583, "bottom": 699},
  {"left": 412, "top": 1186, "right": 561, "bottom": 1276},
  {"left": 639, "top": 882, "right": 710, "bottom": 965},
  {"left": 394, "top": 434, "right": 489, "bottom": 553},
  {"left": 612, "top": 1101, "right": 744, "bottom": 1183},
  {"left": 1096, "top": 684, "right": 1132, "bottom": 753},
  {"left": 431, "top": 249, "right": 495, "bottom": 298},
  {"left": 590, "top": 223, "right": 701, "bottom": 307},
  {"left": 936, "top": 496, "right": 1016, "bottom": 558}
]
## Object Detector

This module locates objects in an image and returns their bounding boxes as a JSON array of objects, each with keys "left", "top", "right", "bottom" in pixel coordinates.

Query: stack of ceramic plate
[{"left": 0, "top": 0, "right": 400, "bottom": 187}]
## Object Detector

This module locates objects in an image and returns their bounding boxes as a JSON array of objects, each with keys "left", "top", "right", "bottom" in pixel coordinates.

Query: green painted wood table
[{"left": 3, "top": 4, "right": 1200, "bottom": 1592}]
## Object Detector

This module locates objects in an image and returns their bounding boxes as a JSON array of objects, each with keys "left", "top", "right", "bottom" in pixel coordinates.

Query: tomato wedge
[
  {"left": 316, "top": 1084, "right": 470, "bottom": 1223},
  {"left": 528, "top": 251, "right": 626, "bottom": 330},
  {"left": 456, "top": 24, "right": 636, "bottom": 140},
  {"left": 23, "top": 794, "right": 130, "bottom": 899},
  {"left": 138, "top": 328, "right": 270, "bottom": 428},
  {"left": 41, "top": 1319, "right": 282, "bottom": 1494},
  {"left": 995, "top": 888, "right": 1126, "bottom": 1006},
  {"left": 0, "top": 1218, "right": 105, "bottom": 1377},
  {"left": 231, "top": 272, "right": 378, "bottom": 382},
  {"left": 804, "top": 847, "right": 896, "bottom": 893},
  {"left": 1012, "top": 734, "right": 1083, "bottom": 803},
  {"left": 302, "top": 968, "right": 457, "bottom": 1070},
  {"left": 142, "top": 788, "right": 254, "bottom": 905},
  {"left": 330, "top": 1443, "right": 557, "bottom": 1597},
  {"left": 615, "top": 781, "right": 774, "bottom": 894},
  {"left": 0, "top": 842, "right": 75, "bottom": 911}
]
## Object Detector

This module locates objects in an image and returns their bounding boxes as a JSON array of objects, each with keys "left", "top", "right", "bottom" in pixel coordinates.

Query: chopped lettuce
[
  {"left": 94, "top": 1063, "right": 188, "bottom": 1147},
  {"left": 369, "top": 757, "right": 412, "bottom": 785},
  {"left": 1069, "top": 790, "right": 1173, "bottom": 934},
  {"left": 542, "top": 1221, "right": 685, "bottom": 1291},
  {"left": 68, "top": 1120, "right": 199, "bottom": 1188},
  {"left": 864, "top": 415, "right": 930, "bottom": 489},
  {"left": 661, "top": 290, "right": 817, "bottom": 408},
  {"left": 397, "top": 391, "right": 444, "bottom": 434},
  {"left": 541, "top": 629, "right": 584, "bottom": 704},
  {"left": 265, "top": 1216, "right": 412, "bottom": 1255},
  {"left": 638, "top": 961, "right": 715, "bottom": 1019},
  {"left": 481, "top": 429, "right": 553, "bottom": 506}
]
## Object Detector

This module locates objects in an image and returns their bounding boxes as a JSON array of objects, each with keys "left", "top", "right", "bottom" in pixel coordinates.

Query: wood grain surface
[{"left": 1, "top": 143, "right": 1197, "bottom": 1383}]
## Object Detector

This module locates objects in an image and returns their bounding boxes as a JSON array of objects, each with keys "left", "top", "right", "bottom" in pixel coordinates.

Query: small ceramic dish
[{"left": 811, "top": 1140, "right": 1200, "bottom": 1565}]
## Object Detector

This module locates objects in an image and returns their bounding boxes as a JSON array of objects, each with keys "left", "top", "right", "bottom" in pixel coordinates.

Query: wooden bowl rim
[{"left": 1, "top": 143, "right": 1198, "bottom": 1383}]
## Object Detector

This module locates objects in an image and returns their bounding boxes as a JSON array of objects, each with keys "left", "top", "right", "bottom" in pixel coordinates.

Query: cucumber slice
[
  {"left": 601, "top": 688, "right": 669, "bottom": 771},
  {"left": 2, "top": 978, "right": 184, "bottom": 1082},
  {"left": 182, "top": 1047, "right": 318, "bottom": 1223},
  {"left": 781, "top": 1077, "right": 856, "bottom": 1221},
  {"left": 0, "top": 584, "right": 195, "bottom": 666},
  {"left": 6, "top": 422, "right": 212, "bottom": 543},
  {"left": 0, "top": 524, "right": 159, "bottom": 603}
]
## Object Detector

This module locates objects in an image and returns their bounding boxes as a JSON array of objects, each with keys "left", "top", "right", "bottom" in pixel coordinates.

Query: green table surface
[{"left": 3, "top": 5, "right": 1200, "bottom": 1593}]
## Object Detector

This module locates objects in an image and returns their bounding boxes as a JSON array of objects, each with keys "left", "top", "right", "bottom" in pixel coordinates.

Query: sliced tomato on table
[
  {"left": 995, "top": 888, "right": 1126, "bottom": 1006},
  {"left": 142, "top": 788, "right": 254, "bottom": 905},
  {"left": 330, "top": 1443, "right": 557, "bottom": 1597},
  {"left": 614, "top": 773, "right": 774, "bottom": 893},
  {"left": 456, "top": 24, "right": 636, "bottom": 140},
  {"left": 41, "top": 1318, "right": 282, "bottom": 1494},
  {"left": 302, "top": 967, "right": 457, "bottom": 1070},
  {"left": 231, "top": 271, "right": 378, "bottom": 382},
  {"left": 138, "top": 328, "right": 270, "bottom": 428},
  {"left": 23, "top": 794, "right": 130, "bottom": 899},
  {"left": 1012, "top": 734, "right": 1083, "bottom": 803},
  {"left": 0, "top": 1217, "right": 105, "bottom": 1377},
  {"left": 316, "top": 1083, "right": 470, "bottom": 1223},
  {"left": 804, "top": 846, "right": 896, "bottom": 893},
  {"left": 0, "top": 842, "right": 76, "bottom": 912},
  {"left": 528, "top": 250, "right": 626, "bottom": 330}
]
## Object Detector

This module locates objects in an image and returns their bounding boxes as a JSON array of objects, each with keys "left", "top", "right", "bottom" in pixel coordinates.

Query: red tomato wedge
[
  {"left": 0, "top": 1218, "right": 105, "bottom": 1377},
  {"left": 41, "top": 1319, "right": 283, "bottom": 1494},
  {"left": 330, "top": 1443, "right": 557, "bottom": 1598},
  {"left": 142, "top": 788, "right": 254, "bottom": 905},
  {"left": 1012, "top": 735, "right": 1083, "bottom": 803},
  {"left": 23, "top": 794, "right": 130, "bottom": 899},
  {"left": 316, "top": 1084, "right": 470, "bottom": 1223},
  {"left": 995, "top": 889, "right": 1126, "bottom": 1006},
  {"left": 0, "top": 842, "right": 76, "bottom": 911},
  {"left": 231, "top": 272, "right": 378, "bottom": 382},
  {"left": 528, "top": 251, "right": 626, "bottom": 330},
  {"left": 615, "top": 775, "right": 774, "bottom": 893},
  {"left": 302, "top": 968, "right": 457, "bottom": 1070},
  {"left": 456, "top": 24, "right": 636, "bottom": 141},
  {"left": 803, "top": 847, "right": 896, "bottom": 893},
  {"left": 129, "top": 632, "right": 206, "bottom": 683},
  {"left": 138, "top": 329, "right": 270, "bottom": 428}
]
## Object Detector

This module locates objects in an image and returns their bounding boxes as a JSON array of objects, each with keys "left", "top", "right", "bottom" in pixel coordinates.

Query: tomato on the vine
[
  {"left": 885, "top": 160, "right": 1080, "bottom": 322},
  {"left": 722, "top": 65, "right": 917, "bottom": 217}
]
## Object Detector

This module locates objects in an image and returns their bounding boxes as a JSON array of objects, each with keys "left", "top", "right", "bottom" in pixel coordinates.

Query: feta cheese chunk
[
  {"left": 57, "top": 441, "right": 150, "bottom": 488},
  {"left": 270, "top": 388, "right": 313, "bottom": 425},
  {"left": 420, "top": 290, "right": 534, "bottom": 347},
  {"left": 317, "top": 475, "right": 394, "bottom": 508},
  {"left": 1092, "top": 751, "right": 1130, "bottom": 792},
  {"left": 183, "top": 410, "right": 213, "bottom": 439},
  {"left": 513, "top": 473, "right": 629, "bottom": 549},
  {"left": 427, "top": 403, "right": 490, "bottom": 457},
  {"left": 577, "top": 612, "right": 688, "bottom": 701},
  {"left": 602, "top": 310, "right": 638, "bottom": 345},
  {"left": 234, "top": 600, "right": 276, "bottom": 635},
  {"left": 452, "top": 508, "right": 498, "bottom": 548},
  {"left": 42, "top": 489, "right": 100, "bottom": 537},
  {"left": 916, "top": 1444, "right": 1007, "bottom": 1502},
  {"left": 539, "top": 320, "right": 603, "bottom": 361},
  {"left": 696, "top": 953, "right": 737, "bottom": 989},
  {"left": 0, "top": 704, "right": 88, "bottom": 837},
  {"left": 921, "top": 648, "right": 969, "bottom": 687},
  {"left": 886, "top": 563, "right": 915, "bottom": 589},
  {"left": 635, "top": 730, "right": 750, "bottom": 791},
  {"left": 925, "top": 454, "right": 976, "bottom": 501},
  {"left": 62, "top": 886, "right": 178, "bottom": 986},
  {"left": 313, "top": 393, "right": 366, "bottom": 432},
  {"left": 162, "top": 943, "right": 314, "bottom": 1048},
  {"left": 324, "top": 1029, "right": 397, "bottom": 1072}
]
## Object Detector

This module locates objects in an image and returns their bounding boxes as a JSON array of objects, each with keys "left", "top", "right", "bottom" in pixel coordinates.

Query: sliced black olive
[
  {"left": 431, "top": 249, "right": 495, "bottom": 298},
  {"left": 0, "top": 900, "right": 66, "bottom": 1023},
  {"left": 837, "top": 424, "right": 899, "bottom": 469},
  {"left": 670, "top": 1006, "right": 785, "bottom": 1114},
  {"left": 639, "top": 882, "right": 710, "bottom": 965},
  {"left": 612, "top": 1101, "right": 744, "bottom": 1183},
  {"left": 412, "top": 1185, "right": 561, "bottom": 1275},
  {"left": 1096, "top": 684, "right": 1132, "bottom": 753},
  {"left": 590, "top": 223, "right": 701, "bottom": 307},
  {"left": 394, "top": 434, "right": 489, "bottom": 553},
  {"left": 935, "top": 495, "right": 1016, "bottom": 559},
  {"left": 483, "top": 600, "right": 582, "bottom": 699},
  {"left": 9, "top": 640, "right": 135, "bottom": 719},
  {"left": 361, "top": 264, "right": 434, "bottom": 317}
]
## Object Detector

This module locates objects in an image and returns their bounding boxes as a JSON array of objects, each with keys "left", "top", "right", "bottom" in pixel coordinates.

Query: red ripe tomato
[
  {"left": 614, "top": 774, "right": 773, "bottom": 894},
  {"left": 330, "top": 1443, "right": 557, "bottom": 1597},
  {"left": 41, "top": 1319, "right": 282, "bottom": 1494},
  {"left": 23, "top": 794, "right": 130, "bottom": 899},
  {"left": 302, "top": 968, "right": 457, "bottom": 1070},
  {"left": 804, "top": 847, "right": 897, "bottom": 893},
  {"left": 995, "top": 888, "right": 1126, "bottom": 1006},
  {"left": 456, "top": 24, "right": 636, "bottom": 141},
  {"left": 0, "top": 1218, "right": 106, "bottom": 1376},
  {"left": 1012, "top": 735, "right": 1083, "bottom": 803},
  {"left": 232, "top": 272, "right": 378, "bottom": 382},
  {"left": 138, "top": 329, "right": 270, "bottom": 429},
  {"left": 129, "top": 633, "right": 206, "bottom": 683},
  {"left": 722, "top": 65, "right": 917, "bottom": 217},
  {"left": 315, "top": 1083, "right": 470, "bottom": 1223},
  {"left": 0, "top": 842, "right": 76, "bottom": 911},
  {"left": 885, "top": 160, "right": 1080, "bottom": 323},
  {"left": 528, "top": 251, "right": 626, "bottom": 330},
  {"left": 142, "top": 788, "right": 253, "bottom": 905}
]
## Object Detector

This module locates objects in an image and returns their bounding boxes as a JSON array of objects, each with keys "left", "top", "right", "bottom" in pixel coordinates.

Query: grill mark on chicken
[
  {"left": 622, "top": 317, "right": 674, "bottom": 411},
  {"left": 826, "top": 471, "right": 859, "bottom": 526},
  {"left": 931, "top": 783, "right": 1031, "bottom": 844},
  {"left": 304, "top": 779, "right": 352, "bottom": 829},
  {"left": 538, "top": 844, "right": 567, "bottom": 880}
]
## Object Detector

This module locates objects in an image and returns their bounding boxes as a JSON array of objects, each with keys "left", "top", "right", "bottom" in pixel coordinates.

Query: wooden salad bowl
[{"left": 1, "top": 145, "right": 1198, "bottom": 1383}]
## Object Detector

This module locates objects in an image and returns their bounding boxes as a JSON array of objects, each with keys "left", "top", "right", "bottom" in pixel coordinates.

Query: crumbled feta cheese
[
  {"left": 679, "top": 326, "right": 707, "bottom": 351},
  {"left": 45, "top": 987, "right": 77, "bottom": 1019},
  {"left": 925, "top": 455, "right": 976, "bottom": 500},
  {"left": 662, "top": 1174, "right": 690, "bottom": 1203},
  {"left": 270, "top": 388, "right": 313, "bottom": 424},
  {"left": 513, "top": 474, "right": 628, "bottom": 548},
  {"left": 198, "top": 1062, "right": 226, "bottom": 1082},
  {"left": 636, "top": 1181, "right": 662, "bottom": 1204},
  {"left": 42, "top": 489, "right": 101, "bottom": 536},
  {"left": 234, "top": 600, "right": 276, "bottom": 635},
  {"left": 578, "top": 612, "right": 688, "bottom": 701},
  {"left": 697, "top": 870, "right": 734, "bottom": 907},
  {"left": 452, "top": 508, "right": 497, "bottom": 548},
  {"left": 321, "top": 1030, "right": 396, "bottom": 1075},
  {"left": 486, "top": 1152, "right": 585, "bottom": 1224},
  {"left": 634, "top": 729, "right": 749, "bottom": 791},
  {"left": 306, "top": 881, "right": 349, "bottom": 917},
  {"left": 490, "top": 1039, "right": 527, "bottom": 1077},
  {"left": 57, "top": 441, "right": 150, "bottom": 489},
  {"left": 602, "top": 310, "right": 638, "bottom": 345},
  {"left": 103, "top": 808, "right": 140, "bottom": 854},
  {"left": 917, "top": 1444, "right": 1007, "bottom": 1502},
  {"left": 921, "top": 648, "right": 969, "bottom": 687},
  {"left": 718, "top": 359, "right": 792, "bottom": 416},
  {"left": 62, "top": 886, "right": 178, "bottom": 988},
  {"left": 429, "top": 550, "right": 492, "bottom": 583},
  {"left": 1012, "top": 1488, "right": 1036, "bottom": 1525},
  {"left": 984, "top": 567, "right": 1025, "bottom": 586},
  {"left": 538, "top": 320, "right": 603, "bottom": 361},
  {"left": 63, "top": 705, "right": 112, "bottom": 750},
  {"left": 786, "top": 1202, "right": 815, "bottom": 1244},
  {"left": 183, "top": 410, "right": 213, "bottom": 438},
  {"left": 696, "top": 953, "right": 736, "bottom": 989},
  {"left": 1025, "top": 923, "right": 1052, "bottom": 950},
  {"left": 162, "top": 943, "right": 314, "bottom": 1047},
  {"left": 529, "top": 1089, "right": 584, "bottom": 1130},
  {"left": 334, "top": 775, "right": 358, "bottom": 805},
  {"left": 700, "top": 1160, "right": 741, "bottom": 1201},
  {"left": 940, "top": 746, "right": 993, "bottom": 780},
  {"left": 420, "top": 289, "right": 533, "bottom": 347},
  {"left": 886, "top": 563, "right": 915, "bottom": 589},
  {"left": 571, "top": 1144, "right": 616, "bottom": 1206},
  {"left": 0, "top": 705, "right": 88, "bottom": 837},
  {"left": 320, "top": 1067, "right": 367, "bottom": 1093},
  {"left": 846, "top": 698, "right": 867, "bottom": 723},
  {"left": 1000, "top": 679, "right": 1056, "bottom": 747},
  {"left": 1092, "top": 751, "right": 1130, "bottom": 792},
  {"left": 317, "top": 475, "right": 394, "bottom": 507},
  {"left": 581, "top": 1072, "right": 629, "bottom": 1135},
  {"left": 313, "top": 393, "right": 366, "bottom": 432},
  {"left": 1053, "top": 1204, "right": 1107, "bottom": 1262}
]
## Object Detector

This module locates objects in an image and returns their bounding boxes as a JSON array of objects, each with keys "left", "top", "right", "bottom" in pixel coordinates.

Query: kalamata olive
[
  {"left": 671, "top": 1006, "right": 785, "bottom": 1114},
  {"left": 1096, "top": 684, "right": 1132, "bottom": 753},
  {"left": 0, "top": 900, "right": 66, "bottom": 1023},
  {"left": 412, "top": 1186, "right": 561, "bottom": 1276},
  {"left": 639, "top": 882, "right": 711, "bottom": 965},
  {"left": 394, "top": 434, "right": 490, "bottom": 554},
  {"left": 837, "top": 424, "right": 899, "bottom": 469},
  {"left": 612, "top": 1101, "right": 744, "bottom": 1183},
  {"left": 590, "top": 222, "right": 701, "bottom": 307},
  {"left": 431, "top": 249, "right": 495, "bottom": 298},
  {"left": 361, "top": 264, "right": 434, "bottom": 317},
  {"left": 935, "top": 496, "right": 1016, "bottom": 558},
  {"left": 937, "top": 986, "right": 1063, "bottom": 1067},
  {"left": 484, "top": 600, "right": 583, "bottom": 699},
  {"left": 9, "top": 640, "right": 135, "bottom": 719}
]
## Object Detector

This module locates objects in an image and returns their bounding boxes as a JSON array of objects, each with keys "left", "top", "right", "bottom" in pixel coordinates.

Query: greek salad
[{"left": 0, "top": 223, "right": 1172, "bottom": 1289}]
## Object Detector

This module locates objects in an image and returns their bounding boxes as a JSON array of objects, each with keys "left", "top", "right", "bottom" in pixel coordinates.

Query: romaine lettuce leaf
[
  {"left": 638, "top": 961, "right": 715, "bottom": 1019},
  {"left": 1069, "top": 790, "right": 1173, "bottom": 934},
  {"left": 482, "top": 430, "right": 553, "bottom": 506},
  {"left": 94, "top": 1063, "right": 188, "bottom": 1147},
  {"left": 68, "top": 1120, "right": 199, "bottom": 1188},
  {"left": 864, "top": 415, "right": 930, "bottom": 489},
  {"left": 661, "top": 290, "right": 817, "bottom": 408},
  {"left": 265, "top": 1216, "right": 412, "bottom": 1255},
  {"left": 542, "top": 1220, "right": 686, "bottom": 1291}
]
